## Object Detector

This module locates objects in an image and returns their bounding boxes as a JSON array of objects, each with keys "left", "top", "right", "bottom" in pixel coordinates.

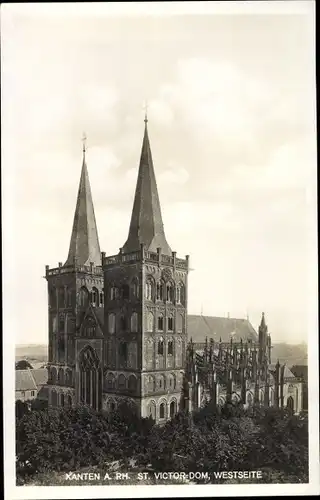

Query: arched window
[
  {"left": 168, "top": 373, "right": 176, "bottom": 389},
  {"left": 167, "top": 315, "right": 174, "bottom": 331},
  {"left": 131, "top": 278, "right": 139, "bottom": 299},
  {"left": 110, "top": 285, "right": 119, "bottom": 300},
  {"left": 50, "top": 288, "right": 57, "bottom": 308},
  {"left": 158, "top": 375, "right": 165, "bottom": 390},
  {"left": 51, "top": 390, "right": 58, "bottom": 407},
  {"left": 176, "top": 313, "right": 183, "bottom": 332},
  {"left": 118, "top": 374, "right": 126, "bottom": 390},
  {"left": 65, "top": 370, "right": 72, "bottom": 386},
  {"left": 168, "top": 340, "right": 173, "bottom": 355},
  {"left": 156, "top": 281, "right": 164, "bottom": 301},
  {"left": 287, "top": 396, "right": 294, "bottom": 412},
  {"left": 58, "top": 368, "right": 64, "bottom": 385},
  {"left": 131, "top": 312, "right": 138, "bottom": 332},
  {"left": 100, "top": 292, "right": 104, "bottom": 306},
  {"left": 148, "top": 375, "right": 156, "bottom": 392},
  {"left": 51, "top": 367, "right": 57, "bottom": 384},
  {"left": 159, "top": 402, "right": 166, "bottom": 419},
  {"left": 170, "top": 400, "right": 176, "bottom": 418},
  {"left": 145, "top": 278, "right": 154, "bottom": 301},
  {"left": 119, "top": 343, "right": 128, "bottom": 362},
  {"left": 166, "top": 282, "right": 174, "bottom": 302},
  {"left": 78, "top": 287, "right": 89, "bottom": 308},
  {"left": 247, "top": 392, "right": 253, "bottom": 407},
  {"left": 121, "top": 284, "right": 130, "bottom": 300},
  {"left": 59, "top": 287, "right": 65, "bottom": 308},
  {"left": 120, "top": 315, "right": 127, "bottom": 331},
  {"left": 158, "top": 339, "right": 164, "bottom": 356},
  {"left": 106, "top": 373, "right": 115, "bottom": 390},
  {"left": 60, "top": 393, "right": 65, "bottom": 407},
  {"left": 58, "top": 336, "right": 65, "bottom": 362},
  {"left": 176, "top": 283, "right": 185, "bottom": 305},
  {"left": 91, "top": 287, "right": 99, "bottom": 307},
  {"left": 108, "top": 313, "right": 116, "bottom": 334},
  {"left": 52, "top": 316, "right": 57, "bottom": 334},
  {"left": 148, "top": 401, "right": 156, "bottom": 420},
  {"left": 66, "top": 289, "right": 73, "bottom": 307},
  {"left": 157, "top": 314, "right": 164, "bottom": 331},
  {"left": 67, "top": 395, "right": 72, "bottom": 407},
  {"left": 146, "top": 312, "right": 154, "bottom": 332},
  {"left": 59, "top": 314, "right": 65, "bottom": 333},
  {"left": 128, "top": 375, "right": 137, "bottom": 392}
]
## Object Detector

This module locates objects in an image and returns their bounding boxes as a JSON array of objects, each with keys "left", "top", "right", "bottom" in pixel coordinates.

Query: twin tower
[{"left": 45, "top": 118, "right": 189, "bottom": 422}]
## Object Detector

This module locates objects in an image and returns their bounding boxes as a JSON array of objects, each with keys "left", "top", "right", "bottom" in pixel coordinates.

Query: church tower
[
  {"left": 103, "top": 117, "right": 189, "bottom": 422},
  {"left": 45, "top": 140, "right": 104, "bottom": 410}
]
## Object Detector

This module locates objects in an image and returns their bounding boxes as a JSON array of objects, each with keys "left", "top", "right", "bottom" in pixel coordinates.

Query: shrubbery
[{"left": 16, "top": 401, "right": 308, "bottom": 484}]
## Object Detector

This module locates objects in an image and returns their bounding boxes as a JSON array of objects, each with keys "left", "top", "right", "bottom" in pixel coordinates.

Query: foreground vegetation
[{"left": 16, "top": 399, "right": 308, "bottom": 485}]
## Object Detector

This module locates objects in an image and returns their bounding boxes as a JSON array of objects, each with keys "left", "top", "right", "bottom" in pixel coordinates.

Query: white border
[{"left": 2, "top": 1, "right": 318, "bottom": 498}]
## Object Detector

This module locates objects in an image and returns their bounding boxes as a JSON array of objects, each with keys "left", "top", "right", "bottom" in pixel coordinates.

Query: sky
[{"left": 2, "top": 2, "right": 316, "bottom": 345}]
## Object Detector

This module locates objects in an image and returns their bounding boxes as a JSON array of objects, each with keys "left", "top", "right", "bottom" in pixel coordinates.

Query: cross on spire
[
  {"left": 82, "top": 132, "right": 87, "bottom": 153},
  {"left": 143, "top": 101, "right": 148, "bottom": 123}
]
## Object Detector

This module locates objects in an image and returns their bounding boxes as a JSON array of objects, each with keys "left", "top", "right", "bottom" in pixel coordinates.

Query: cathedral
[{"left": 44, "top": 116, "right": 303, "bottom": 422}]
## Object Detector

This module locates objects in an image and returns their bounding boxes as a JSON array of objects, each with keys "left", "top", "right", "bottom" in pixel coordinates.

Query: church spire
[
  {"left": 122, "top": 117, "right": 172, "bottom": 255},
  {"left": 64, "top": 135, "right": 101, "bottom": 267}
]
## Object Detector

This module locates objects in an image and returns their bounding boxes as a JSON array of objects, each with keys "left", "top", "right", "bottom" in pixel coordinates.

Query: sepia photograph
[{"left": 1, "top": 1, "right": 318, "bottom": 498}]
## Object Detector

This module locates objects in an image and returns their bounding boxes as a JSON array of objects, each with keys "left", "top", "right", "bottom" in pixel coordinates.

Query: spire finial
[
  {"left": 82, "top": 132, "right": 87, "bottom": 154},
  {"left": 143, "top": 101, "right": 148, "bottom": 124}
]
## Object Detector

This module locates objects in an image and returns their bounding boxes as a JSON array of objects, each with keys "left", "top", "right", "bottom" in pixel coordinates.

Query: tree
[{"left": 16, "top": 360, "right": 33, "bottom": 370}]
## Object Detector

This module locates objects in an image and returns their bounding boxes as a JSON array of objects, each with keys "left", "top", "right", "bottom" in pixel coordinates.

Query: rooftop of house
[
  {"left": 15, "top": 368, "right": 48, "bottom": 392},
  {"left": 187, "top": 315, "right": 259, "bottom": 343}
]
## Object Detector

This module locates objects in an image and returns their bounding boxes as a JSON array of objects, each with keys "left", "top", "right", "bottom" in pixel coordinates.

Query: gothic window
[
  {"left": 84, "top": 317, "right": 96, "bottom": 337},
  {"left": 159, "top": 402, "right": 165, "bottom": 419},
  {"left": 158, "top": 375, "right": 165, "bottom": 390},
  {"left": 148, "top": 401, "right": 156, "bottom": 420},
  {"left": 146, "top": 312, "right": 154, "bottom": 332},
  {"left": 145, "top": 278, "right": 154, "bottom": 301},
  {"left": 247, "top": 392, "right": 253, "bottom": 407},
  {"left": 170, "top": 400, "right": 176, "bottom": 418},
  {"left": 58, "top": 368, "right": 64, "bottom": 385},
  {"left": 52, "top": 316, "right": 57, "bottom": 334},
  {"left": 59, "top": 314, "right": 65, "bottom": 332},
  {"left": 106, "top": 373, "right": 115, "bottom": 390},
  {"left": 287, "top": 396, "right": 294, "bottom": 412},
  {"left": 158, "top": 339, "right": 164, "bottom": 356},
  {"left": 50, "top": 288, "right": 56, "bottom": 308},
  {"left": 91, "top": 287, "right": 99, "bottom": 307},
  {"left": 176, "top": 313, "right": 183, "bottom": 332},
  {"left": 67, "top": 395, "right": 72, "bottom": 407},
  {"left": 128, "top": 375, "right": 137, "bottom": 392},
  {"left": 120, "top": 315, "right": 127, "bottom": 331},
  {"left": 118, "top": 374, "right": 126, "bottom": 390},
  {"left": 167, "top": 315, "right": 173, "bottom": 331},
  {"left": 168, "top": 340, "right": 173, "bottom": 355},
  {"left": 168, "top": 373, "right": 176, "bottom": 389},
  {"left": 119, "top": 342, "right": 128, "bottom": 362},
  {"left": 176, "top": 283, "right": 185, "bottom": 305},
  {"left": 157, "top": 314, "right": 164, "bottom": 331},
  {"left": 51, "top": 390, "right": 58, "bottom": 407},
  {"left": 51, "top": 367, "right": 57, "bottom": 384},
  {"left": 131, "top": 278, "right": 139, "bottom": 299},
  {"left": 110, "top": 285, "right": 119, "bottom": 300},
  {"left": 100, "top": 292, "right": 104, "bottom": 306},
  {"left": 66, "top": 289, "right": 73, "bottom": 307},
  {"left": 108, "top": 313, "right": 116, "bottom": 334},
  {"left": 79, "top": 287, "right": 89, "bottom": 308},
  {"left": 148, "top": 375, "right": 156, "bottom": 392},
  {"left": 60, "top": 393, "right": 65, "bottom": 407},
  {"left": 58, "top": 287, "right": 65, "bottom": 308},
  {"left": 166, "top": 282, "right": 174, "bottom": 302},
  {"left": 65, "top": 370, "right": 72, "bottom": 386},
  {"left": 121, "top": 284, "right": 130, "bottom": 300},
  {"left": 58, "top": 336, "right": 65, "bottom": 362},
  {"left": 131, "top": 312, "right": 138, "bottom": 333},
  {"left": 156, "top": 281, "right": 164, "bottom": 301}
]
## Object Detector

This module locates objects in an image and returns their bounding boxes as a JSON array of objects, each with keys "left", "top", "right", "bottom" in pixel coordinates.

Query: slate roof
[
  {"left": 122, "top": 119, "right": 172, "bottom": 255},
  {"left": 187, "top": 315, "right": 258, "bottom": 343},
  {"left": 16, "top": 369, "right": 48, "bottom": 392},
  {"left": 269, "top": 364, "right": 296, "bottom": 379},
  {"left": 290, "top": 365, "right": 308, "bottom": 382},
  {"left": 64, "top": 151, "right": 101, "bottom": 266}
]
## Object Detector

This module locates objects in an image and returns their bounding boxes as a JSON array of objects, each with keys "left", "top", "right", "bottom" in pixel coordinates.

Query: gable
[{"left": 79, "top": 304, "right": 103, "bottom": 337}]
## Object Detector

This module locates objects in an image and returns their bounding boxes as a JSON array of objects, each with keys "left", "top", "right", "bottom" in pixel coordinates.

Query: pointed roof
[
  {"left": 122, "top": 118, "right": 172, "bottom": 255},
  {"left": 65, "top": 147, "right": 101, "bottom": 267},
  {"left": 259, "top": 312, "right": 268, "bottom": 332}
]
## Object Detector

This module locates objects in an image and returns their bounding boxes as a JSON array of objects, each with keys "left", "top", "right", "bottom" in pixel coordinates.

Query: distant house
[{"left": 15, "top": 368, "right": 48, "bottom": 402}]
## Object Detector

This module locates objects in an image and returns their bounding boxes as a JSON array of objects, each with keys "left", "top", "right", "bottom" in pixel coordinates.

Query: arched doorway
[
  {"left": 287, "top": 396, "right": 294, "bottom": 413},
  {"left": 79, "top": 345, "right": 102, "bottom": 411}
]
